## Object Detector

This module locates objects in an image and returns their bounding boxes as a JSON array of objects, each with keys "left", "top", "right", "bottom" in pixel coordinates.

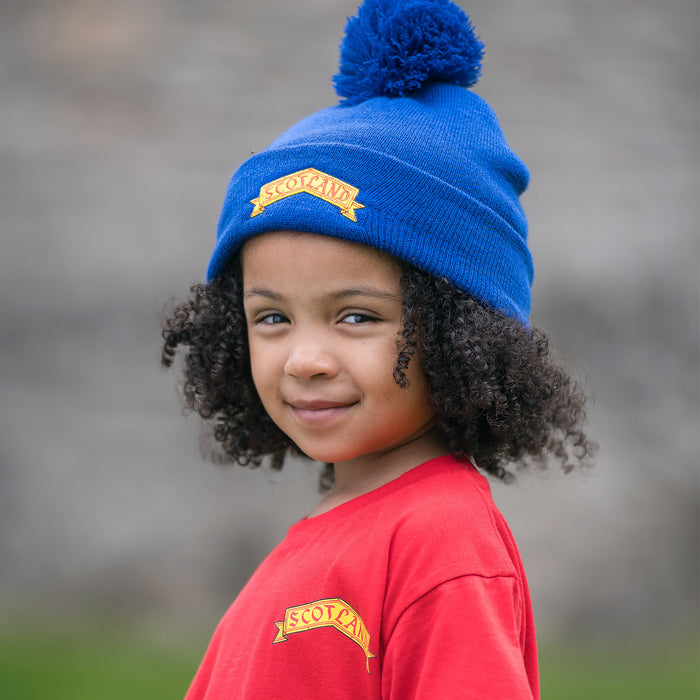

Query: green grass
[
  {"left": 0, "top": 625, "right": 202, "bottom": 700},
  {"left": 540, "top": 637, "right": 699, "bottom": 699},
  {"left": 0, "top": 626, "right": 697, "bottom": 699}
]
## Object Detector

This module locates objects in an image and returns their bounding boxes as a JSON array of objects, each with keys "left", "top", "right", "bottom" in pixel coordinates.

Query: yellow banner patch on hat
[
  {"left": 273, "top": 597, "right": 376, "bottom": 673},
  {"left": 250, "top": 168, "right": 364, "bottom": 221}
]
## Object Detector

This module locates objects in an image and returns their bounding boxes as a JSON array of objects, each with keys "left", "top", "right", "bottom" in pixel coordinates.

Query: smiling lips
[{"left": 287, "top": 399, "right": 358, "bottom": 425}]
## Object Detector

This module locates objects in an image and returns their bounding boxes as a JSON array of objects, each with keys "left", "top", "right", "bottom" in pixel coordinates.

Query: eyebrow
[
  {"left": 243, "top": 285, "right": 402, "bottom": 303},
  {"left": 328, "top": 286, "right": 402, "bottom": 302},
  {"left": 243, "top": 288, "right": 282, "bottom": 301}
]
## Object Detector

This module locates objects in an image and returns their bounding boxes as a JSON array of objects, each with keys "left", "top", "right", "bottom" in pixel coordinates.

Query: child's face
[{"left": 241, "top": 231, "right": 435, "bottom": 466}]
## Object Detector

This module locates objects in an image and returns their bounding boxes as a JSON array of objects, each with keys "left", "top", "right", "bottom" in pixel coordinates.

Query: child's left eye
[{"left": 342, "top": 313, "right": 377, "bottom": 324}]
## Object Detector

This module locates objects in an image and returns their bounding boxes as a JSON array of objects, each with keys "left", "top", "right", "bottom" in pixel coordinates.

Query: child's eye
[
  {"left": 341, "top": 312, "right": 378, "bottom": 324},
  {"left": 257, "top": 313, "right": 288, "bottom": 325}
]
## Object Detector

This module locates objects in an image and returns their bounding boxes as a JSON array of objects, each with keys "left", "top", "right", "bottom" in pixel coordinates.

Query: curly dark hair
[{"left": 161, "top": 258, "right": 595, "bottom": 489}]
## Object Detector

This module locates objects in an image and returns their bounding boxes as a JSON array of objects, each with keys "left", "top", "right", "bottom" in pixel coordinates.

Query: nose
[{"left": 283, "top": 331, "right": 338, "bottom": 380}]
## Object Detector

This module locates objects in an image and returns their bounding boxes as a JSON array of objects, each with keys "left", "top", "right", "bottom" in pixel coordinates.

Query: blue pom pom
[{"left": 334, "top": 0, "right": 484, "bottom": 105}]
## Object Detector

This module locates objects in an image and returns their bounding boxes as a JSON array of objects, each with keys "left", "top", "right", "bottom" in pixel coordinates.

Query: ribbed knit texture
[{"left": 207, "top": 0, "right": 533, "bottom": 324}]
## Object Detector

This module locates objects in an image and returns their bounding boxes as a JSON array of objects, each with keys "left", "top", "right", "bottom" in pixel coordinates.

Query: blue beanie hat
[{"left": 208, "top": 0, "right": 533, "bottom": 324}]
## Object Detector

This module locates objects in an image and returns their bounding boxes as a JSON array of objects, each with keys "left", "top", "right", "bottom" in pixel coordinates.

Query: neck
[{"left": 306, "top": 427, "right": 449, "bottom": 518}]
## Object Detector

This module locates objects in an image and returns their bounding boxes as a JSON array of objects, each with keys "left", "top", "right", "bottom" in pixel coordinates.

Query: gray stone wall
[{"left": 1, "top": 0, "right": 697, "bottom": 640}]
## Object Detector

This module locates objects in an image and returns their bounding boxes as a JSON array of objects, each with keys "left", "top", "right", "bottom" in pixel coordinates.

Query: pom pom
[{"left": 334, "top": 0, "right": 484, "bottom": 105}]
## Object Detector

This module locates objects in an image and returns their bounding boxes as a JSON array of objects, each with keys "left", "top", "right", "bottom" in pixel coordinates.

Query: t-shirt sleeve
[{"left": 381, "top": 574, "right": 536, "bottom": 699}]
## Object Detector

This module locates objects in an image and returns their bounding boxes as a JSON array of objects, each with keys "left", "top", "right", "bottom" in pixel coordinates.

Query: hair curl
[{"left": 161, "top": 260, "right": 595, "bottom": 489}]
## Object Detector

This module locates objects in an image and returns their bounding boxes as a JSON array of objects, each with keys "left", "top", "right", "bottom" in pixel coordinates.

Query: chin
[{"left": 295, "top": 443, "right": 360, "bottom": 465}]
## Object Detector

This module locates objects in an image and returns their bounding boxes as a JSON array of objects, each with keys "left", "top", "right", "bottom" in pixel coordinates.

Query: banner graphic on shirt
[{"left": 273, "top": 597, "right": 376, "bottom": 673}]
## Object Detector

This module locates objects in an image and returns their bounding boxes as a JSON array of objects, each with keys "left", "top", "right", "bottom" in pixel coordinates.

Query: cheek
[
  {"left": 362, "top": 342, "right": 400, "bottom": 395},
  {"left": 371, "top": 348, "right": 430, "bottom": 411},
  {"left": 406, "top": 360, "right": 430, "bottom": 394},
  {"left": 400, "top": 361, "right": 434, "bottom": 419},
  {"left": 247, "top": 338, "right": 274, "bottom": 401}
]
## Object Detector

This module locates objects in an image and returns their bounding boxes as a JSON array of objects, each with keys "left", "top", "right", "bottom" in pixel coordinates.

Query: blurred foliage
[{"left": 0, "top": 625, "right": 697, "bottom": 699}]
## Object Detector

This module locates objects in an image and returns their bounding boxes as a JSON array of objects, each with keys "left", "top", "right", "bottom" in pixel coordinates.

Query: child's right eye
[{"left": 257, "top": 313, "right": 288, "bottom": 325}]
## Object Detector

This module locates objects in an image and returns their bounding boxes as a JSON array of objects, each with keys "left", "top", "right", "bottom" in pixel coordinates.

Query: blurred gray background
[{"left": 1, "top": 0, "right": 698, "bottom": 649}]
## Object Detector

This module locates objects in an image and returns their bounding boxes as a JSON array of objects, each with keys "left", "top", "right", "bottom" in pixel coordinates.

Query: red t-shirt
[{"left": 185, "top": 456, "right": 539, "bottom": 698}]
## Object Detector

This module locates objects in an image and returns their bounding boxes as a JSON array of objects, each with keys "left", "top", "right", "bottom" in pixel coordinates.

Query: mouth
[{"left": 287, "top": 399, "right": 358, "bottom": 425}]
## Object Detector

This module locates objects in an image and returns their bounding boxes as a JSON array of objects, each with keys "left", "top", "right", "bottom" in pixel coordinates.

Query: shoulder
[
  {"left": 381, "top": 456, "right": 523, "bottom": 599},
  {"left": 388, "top": 456, "right": 506, "bottom": 544}
]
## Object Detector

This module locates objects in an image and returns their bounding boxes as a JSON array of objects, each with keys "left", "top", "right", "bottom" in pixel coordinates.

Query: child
[{"left": 161, "top": 0, "right": 595, "bottom": 697}]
